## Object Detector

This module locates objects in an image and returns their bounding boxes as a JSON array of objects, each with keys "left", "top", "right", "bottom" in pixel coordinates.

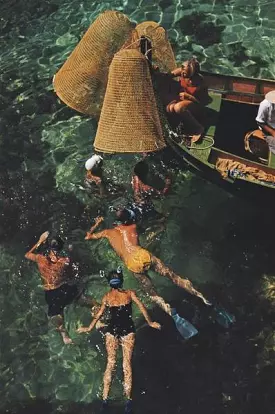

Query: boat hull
[{"left": 168, "top": 137, "right": 275, "bottom": 204}]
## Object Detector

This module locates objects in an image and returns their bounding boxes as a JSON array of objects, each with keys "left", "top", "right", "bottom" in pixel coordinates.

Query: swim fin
[
  {"left": 171, "top": 309, "right": 198, "bottom": 339},
  {"left": 211, "top": 306, "right": 236, "bottom": 329},
  {"left": 100, "top": 400, "right": 109, "bottom": 413}
]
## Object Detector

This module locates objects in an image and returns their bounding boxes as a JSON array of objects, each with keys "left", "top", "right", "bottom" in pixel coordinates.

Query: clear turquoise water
[{"left": 1, "top": 1, "right": 275, "bottom": 413}]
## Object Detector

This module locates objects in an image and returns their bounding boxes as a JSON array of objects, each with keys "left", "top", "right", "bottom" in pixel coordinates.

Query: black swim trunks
[
  {"left": 106, "top": 302, "right": 135, "bottom": 338},
  {"left": 45, "top": 283, "right": 80, "bottom": 317}
]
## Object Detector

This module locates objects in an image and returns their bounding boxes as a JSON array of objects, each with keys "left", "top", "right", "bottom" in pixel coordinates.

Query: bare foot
[{"left": 191, "top": 134, "right": 202, "bottom": 143}]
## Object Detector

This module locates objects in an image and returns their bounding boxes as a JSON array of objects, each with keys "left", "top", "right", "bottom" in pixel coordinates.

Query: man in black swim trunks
[{"left": 25, "top": 231, "right": 98, "bottom": 344}]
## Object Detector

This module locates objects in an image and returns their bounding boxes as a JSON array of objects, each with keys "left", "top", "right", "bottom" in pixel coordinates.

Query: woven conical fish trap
[
  {"left": 136, "top": 21, "right": 176, "bottom": 72},
  {"left": 94, "top": 49, "right": 167, "bottom": 153},
  {"left": 53, "top": 10, "right": 135, "bottom": 117}
]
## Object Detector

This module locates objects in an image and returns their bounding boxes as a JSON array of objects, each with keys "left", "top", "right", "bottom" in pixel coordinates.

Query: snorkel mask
[{"left": 109, "top": 266, "right": 123, "bottom": 288}]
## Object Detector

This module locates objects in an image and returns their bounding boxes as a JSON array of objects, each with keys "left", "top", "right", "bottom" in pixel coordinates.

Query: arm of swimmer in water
[
  {"left": 25, "top": 231, "right": 49, "bottom": 261},
  {"left": 77, "top": 301, "right": 106, "bottom": 333},
  {"left": 85, "top": 217, "right": 105, "bottom": 239},
  {"left": 85, "top": 229, "right": 108, "bottom": 240},
  {"left": 130, "top": 291, "right": 161, "bottom": 329}
]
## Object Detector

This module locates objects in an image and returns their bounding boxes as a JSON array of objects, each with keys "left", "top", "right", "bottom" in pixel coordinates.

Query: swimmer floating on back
[{"left": 77, "top": 268, "right": 160, "bottom": 414}]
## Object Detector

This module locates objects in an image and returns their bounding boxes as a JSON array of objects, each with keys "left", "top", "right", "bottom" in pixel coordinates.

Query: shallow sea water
[{"left": 0, "top": 0, "right": 275, "bottom": 413}]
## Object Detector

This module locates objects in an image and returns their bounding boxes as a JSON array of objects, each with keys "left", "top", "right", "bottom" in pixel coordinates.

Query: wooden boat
[{"left": 167, "top": 71, "right": 275, "bottom": 201}]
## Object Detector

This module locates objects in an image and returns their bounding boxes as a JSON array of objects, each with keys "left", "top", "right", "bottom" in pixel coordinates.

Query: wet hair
[
  {"left": 107, "top": 269, "right": 123, "bottom": 289},
  {"left": 115, "top": 208, "right": 135, "bottom": 225},
  {"left": 182, "top": 57, "right": 200, "bottom": 77},
  {"left": 133, "top": 161, "right": 149, "bottom": 182},
  {"left": 49, "top": 236, "right": 64, "bottom": 252}
]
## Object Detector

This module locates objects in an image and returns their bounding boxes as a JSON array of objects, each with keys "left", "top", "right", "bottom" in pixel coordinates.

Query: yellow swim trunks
[{"left": 125, "top": 248, "right": 152, "bottom": 273}]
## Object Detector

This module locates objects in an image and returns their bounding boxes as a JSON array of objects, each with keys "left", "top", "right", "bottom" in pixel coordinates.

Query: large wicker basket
[
  {"left": 135, "top": 21, "right": 176, "bottom": 72},
  {"left": 94, "top": 48, "right": 167, "bottom": 153},
  {"left": 53, "top": 10, "right": 135, "bottom": 117}
]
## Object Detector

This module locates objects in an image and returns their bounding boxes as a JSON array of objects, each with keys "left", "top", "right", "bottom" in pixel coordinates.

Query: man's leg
[
  {"left": 50, "top": 314, "right": 73, "bottom": 345},
  {"left": 150, "top": 255, "right": 211, "bottom": 305},
  {"left": 132, "top": 272, "right": 172, "bottom": 315},
  {"left": 45, "top": 288, "right": 73, "bottom": 345}
]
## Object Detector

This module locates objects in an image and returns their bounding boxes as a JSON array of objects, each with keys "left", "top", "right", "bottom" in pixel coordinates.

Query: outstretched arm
[
  {"left": 77, "top": 301, "right": 106, "bottom": 333},
  {"left": 130, "top": 290, "right": 161, "bottom": 329},
  {"left": 85, "top": 216, "right": 106, "bottom": 240},
  {"left": 25, "top": 231, "right": 49, "bottom": 262}
]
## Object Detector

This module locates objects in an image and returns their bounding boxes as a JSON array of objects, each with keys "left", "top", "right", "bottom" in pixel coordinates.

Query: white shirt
[{"left": 256, "top": 99, "right": 275, "bottom": 129}]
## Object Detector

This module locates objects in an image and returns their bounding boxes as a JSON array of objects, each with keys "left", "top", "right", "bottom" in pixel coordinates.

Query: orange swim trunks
[{"left": 125, "top": 248, "right": 152, "bottom": 273}]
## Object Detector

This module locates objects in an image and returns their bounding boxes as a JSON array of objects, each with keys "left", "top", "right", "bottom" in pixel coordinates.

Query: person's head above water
[
  {"left": 133, "top": 160, "right": 149, "bottom": 182},
  {"left": 85, "top": 154, "right": 103, "bottom": 172},
  {"left": 181, "top": 57, "right": 200, "bottom": 78},
  {"left": 49, "top": 235, "right": 64, "bottom": 252},
  {"left": 115, "top": 207, "right": 135, "bottom": 225},
  {"left": 107, "top": 267, "right": 124, "bottom": 289}
]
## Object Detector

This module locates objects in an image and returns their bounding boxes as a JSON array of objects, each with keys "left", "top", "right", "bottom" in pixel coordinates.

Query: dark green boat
[{"left": 167, "top": 71, "right": 275, "bottom": 201}]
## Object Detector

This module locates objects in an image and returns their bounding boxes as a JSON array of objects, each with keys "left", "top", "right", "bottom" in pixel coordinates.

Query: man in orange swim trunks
[{"left": 85, "top": 213, "right": 211, "bottom": 317}]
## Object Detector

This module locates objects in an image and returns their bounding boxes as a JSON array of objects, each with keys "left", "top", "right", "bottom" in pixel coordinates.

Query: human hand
[
  {"left": 95, "top": 216, "right": 104, "bottom": 225},
  {"left": 179, "top": 92, "right": 186, "bottom": 100},
  {"left": 85, "top": 232, "right": 91, "bottom": 240},
  {"left": 149, "top": 321, "right": 161, "bottom": 330},
  {"left": 38, "top": 231, "right": 49, "bottom": 244},
  {"left": 77, "top": 326, "right": 91, "bottom": 334}
]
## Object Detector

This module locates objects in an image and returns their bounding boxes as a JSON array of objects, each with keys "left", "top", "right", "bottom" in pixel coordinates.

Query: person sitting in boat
[
  {"left": 85, "top": 215, "right": 212, "bottom": 320},
  {"left": 84, "top": 154, "right": 124, "bottom": 198},
  {"left": 166, "top": 57, "right": 209, "bottom": 142},
  {"left": 256, "top": 90, "right": 275, "bottom": 154}
]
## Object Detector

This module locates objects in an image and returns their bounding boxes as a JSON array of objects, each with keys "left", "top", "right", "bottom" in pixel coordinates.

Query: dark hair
[
  {"left": 107, "top": 269, "right": 123, "bottom": 289},
  {"left": 49, "top": 236, "right": 64, "bottom": 252},
  {"left": 133, "top": 161, "right": 149, "bottom": 182},
  {"left": 115, "top": 208, "right": 135, "bottom": 225}
]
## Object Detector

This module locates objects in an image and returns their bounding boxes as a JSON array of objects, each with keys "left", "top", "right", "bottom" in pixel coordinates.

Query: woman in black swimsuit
[{"left": 77, "top": 268, "right": 161, "bottom": 413}]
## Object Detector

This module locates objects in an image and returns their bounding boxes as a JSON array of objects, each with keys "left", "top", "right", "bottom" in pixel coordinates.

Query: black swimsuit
[{"left": 106, "top": 302, "right": 135, "bottom": 338}]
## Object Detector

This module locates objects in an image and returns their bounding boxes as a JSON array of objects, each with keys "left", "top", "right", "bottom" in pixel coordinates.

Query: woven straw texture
[
  {"left": 94, "top": 49, "right": 167, "bottom": 153},
  {"left": 135, "top": 21, "right": 176, "bottom": 72},
  {"left": 53, "top": 11, "right": 134, "bottom": 117}
]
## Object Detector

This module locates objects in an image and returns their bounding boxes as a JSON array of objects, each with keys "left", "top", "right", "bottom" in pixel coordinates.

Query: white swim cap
[{"left": 85, "top": 154, "right": 103, "bottom": 171}]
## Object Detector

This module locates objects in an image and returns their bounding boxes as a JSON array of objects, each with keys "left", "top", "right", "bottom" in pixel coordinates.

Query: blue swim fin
[
  {"left": 171, "top": 309, "right": 198, "bottom": 339},
  {"left": 211, "top": 306, "right": 236, "bottom": 329}
]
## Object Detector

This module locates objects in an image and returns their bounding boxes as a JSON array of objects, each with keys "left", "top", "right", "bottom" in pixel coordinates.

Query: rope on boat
[
  {"left": 187, "top": 136, "right": 215, "bottom": 150},
  {"left": 168, "top": 130, "right": 215, "bottom": 150}
]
